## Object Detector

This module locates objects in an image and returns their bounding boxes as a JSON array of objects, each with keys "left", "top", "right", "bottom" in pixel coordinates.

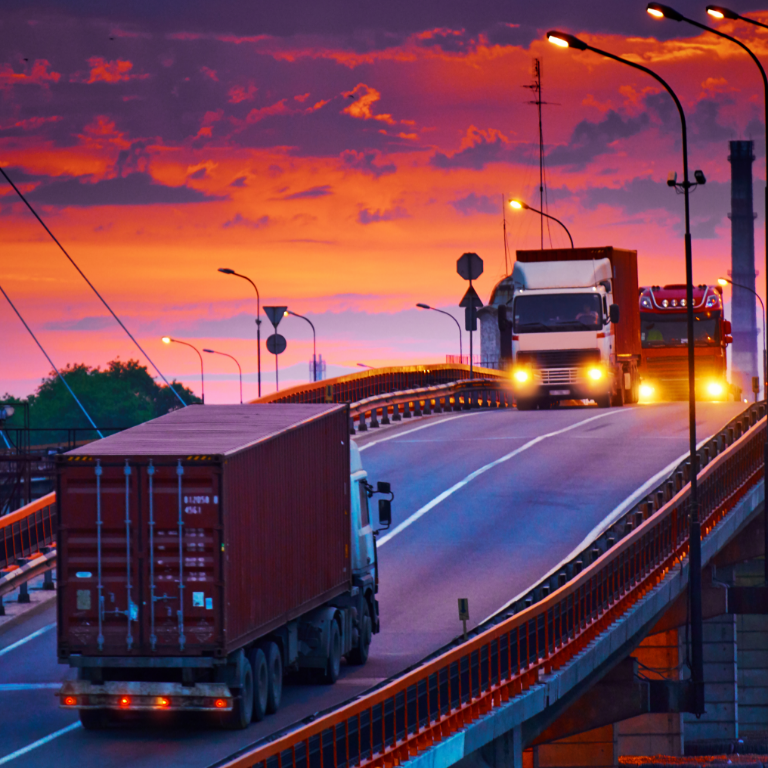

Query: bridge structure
[{"left": 0, "top": 364, "right": 765, "bottom": 768}]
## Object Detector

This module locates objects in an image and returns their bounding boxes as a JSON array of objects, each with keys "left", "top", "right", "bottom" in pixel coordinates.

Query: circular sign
[
  {"left": 457, "top": 252, "right": 484, "bottom": 281},
  {"left": 266, "top": 333, "right": 287, "bottom": 355}
]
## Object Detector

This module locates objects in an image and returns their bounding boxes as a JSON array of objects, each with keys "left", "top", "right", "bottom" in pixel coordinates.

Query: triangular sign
[
  {"left": 459, "top": 286, "right": 483, "bottom": 309},
  {"left": 263, "top": 306, "right": 287, "bottom": 327}
]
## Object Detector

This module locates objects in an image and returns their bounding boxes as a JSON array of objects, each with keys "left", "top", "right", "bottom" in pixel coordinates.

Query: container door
[
  {"left": 139, "top": 462, "right": 222, "bottom": 654},
  {"left": 59, "top": 461, "right": 142, "bottom": 656}
]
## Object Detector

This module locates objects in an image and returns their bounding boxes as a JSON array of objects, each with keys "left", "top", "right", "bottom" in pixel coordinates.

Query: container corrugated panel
[
  {"left": 516, "top": 247, "right": 641, "bottom": 359},
  {"left": 56, "top": 404, "right": 350, "bottom": 659}
]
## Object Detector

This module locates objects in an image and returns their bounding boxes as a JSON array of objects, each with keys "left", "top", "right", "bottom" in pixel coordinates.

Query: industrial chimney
[{"left": 728, "top": 140, "right": 758, "bottom": 393}]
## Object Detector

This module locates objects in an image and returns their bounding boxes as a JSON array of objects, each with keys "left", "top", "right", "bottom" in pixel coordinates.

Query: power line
[
  {"left": 0, "top": 282, "right": 103, "bottom": 438},
  {"left": 0, "top": 167, "right": 187, "bottom": 407}
]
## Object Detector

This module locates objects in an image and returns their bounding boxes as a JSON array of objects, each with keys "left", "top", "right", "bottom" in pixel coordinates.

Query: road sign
[
  {"left": 457, "top": 252, "right": 483, "bottom": 281},
  {"left": 266, "top": 333, "right": 286, "bottom": 355},
  {"left": 465, "top": 305, "right": 478, "bottom": 332},
  {"left": 458, "top": 597, "right": 469, "bottom": 641},
  {"left": 459, "top": 285, "right": 483, "bottom": 309},
  {"left": 264, "top": 306, "right": 287, "bottom": 327}
]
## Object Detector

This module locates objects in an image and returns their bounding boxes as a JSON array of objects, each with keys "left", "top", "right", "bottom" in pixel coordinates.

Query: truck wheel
[
  {"left": 347, "top": 600, "right": 372, "bottom": 666},
  {"left": 611, "top": 385, "right": 625, "bottom": 408},
  {"left": 223, "top": 656, "right": 254, "bottom": 729},
  {"left": 249, "top": 647, "right": 269, "bottom": 722},
  {"left": 79, "top": 708, "right": 108, "bottom": 730},
  {"left": 263, "top": 641, "right": 282, "bottom": 714},
  {"left": 595, "top": 394, "right": 611, "bottom": 409},
  {"left": 516, "top": 397, "right": 535, "bottom": 411},
  {"left": 322, "top": 620, "right": 342, "bottom": 684}
]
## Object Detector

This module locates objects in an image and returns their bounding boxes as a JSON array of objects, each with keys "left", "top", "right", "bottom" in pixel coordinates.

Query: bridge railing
[
  {"left": 218, "top": 417, "right": 766, "bottom": 768},
  {"left": 0, "top": 491, "right": 56, "bottom": 572}
]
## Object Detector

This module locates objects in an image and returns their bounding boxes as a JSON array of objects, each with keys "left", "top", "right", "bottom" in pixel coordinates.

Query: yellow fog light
[
  {"left": 587, "top": 367, "right": 604, "bottom": 381},
  {"left": 639, "top": 383, "right": 654, "bottom": 400},
  {"left": 513, "top": 369, "right": 530, "bottom": 384},
  {"left": 707, "top": 381, "right": 724, "bottom": 398}
]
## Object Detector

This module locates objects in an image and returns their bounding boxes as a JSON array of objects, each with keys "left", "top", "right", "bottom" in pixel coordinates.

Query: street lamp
[
  {"left": 218, "top": 268, "right": 262, "bottom": 398},
  {"left": 284, "top": 310, "right": 318, "bottom": 382},
  {"left": 416, "top": 303, "right": 463, "bottom": 361},
  {"left": 548, "top": 27, "right": 705, "bottom": 715},
  {"left": 162, "top": 336, "right": 205, "bottom": 404},
  {"left": 203, "top": 348, "right": 243, "bottom": 404},
  {"left": 509, "top": 199, "right": 574, "bottom": 248},
  {"left": 718, "top": 277, "right": 767, "bottom": 401}
]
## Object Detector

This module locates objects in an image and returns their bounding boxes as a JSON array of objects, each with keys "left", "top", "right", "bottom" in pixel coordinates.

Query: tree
[{"left": 1, "top": 359, "right": 201, "bottom": 442}]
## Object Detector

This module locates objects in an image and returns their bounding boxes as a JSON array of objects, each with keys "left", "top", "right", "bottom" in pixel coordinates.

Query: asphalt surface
[{"left": 0, "top": 400, "right": 746, "bottom": 768}]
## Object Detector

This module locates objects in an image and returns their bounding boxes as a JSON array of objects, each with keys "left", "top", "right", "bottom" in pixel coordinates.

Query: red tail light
[
  {"left": 63, "top": 696, "right": 77, "bottom": 706},
  {"left": 156, "top": 697, "right": 170, "bottom": 708},
  {"left": 214, "top": 698, "right": 227, "bottom": 709},
  {"left": 119, "top": 696, "right": 131, "bottom": 708}
]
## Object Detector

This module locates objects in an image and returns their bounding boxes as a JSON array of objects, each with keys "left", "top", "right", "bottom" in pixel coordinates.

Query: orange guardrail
[
  {"left": 253, "top": 364, "right": 505, "bottom": 405},
  {"left": 0, "top": 491, "right": 56, "bottom": 571},
  {"left": 217, "top": 415, "right": 766, "bottom": 768}
]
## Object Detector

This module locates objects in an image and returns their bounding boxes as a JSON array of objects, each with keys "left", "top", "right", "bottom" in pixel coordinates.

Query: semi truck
[
  {"left": 55, "top": 403, "right": 392, "bottom": 730},
  {"left": 488, "top": 247, "right": 641, "bottom": 409},
  {"left": 638, "top": 284, "right": 733, "bottom": 400}
]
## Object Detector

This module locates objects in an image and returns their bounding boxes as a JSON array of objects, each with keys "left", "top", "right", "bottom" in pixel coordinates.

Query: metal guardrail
[
  {"left": 254, "top": 364, "right": 505, "bottom": 406},
  {"left": 1, "top": 491, "right": 56, "bottom": 571},
  {"left": 214, "top": 412, "right": 766, "bottom": 768}
]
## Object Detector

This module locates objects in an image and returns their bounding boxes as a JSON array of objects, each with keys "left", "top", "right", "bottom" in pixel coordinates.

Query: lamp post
[
  {"left": 285, "top": 310, "right": 318, "bottom": 382},
  {"left": 203, "top": 348, "right": 243, "bottom": 404},
  {"left": 416, "top": 303, "right": 463, "bottom": 361},
  {"left": 218, "top": 268, "right": 262, "bottom": 398},
  {"left": 548, "top": 28, "right": 704, "bottom": 715},
  {"left": 719, "top": 277, "right": 767, "bottom": 400},
  {"left": 162, "top": 336, "right": 204, "bottom": 404},
  {"left": 508, "top": 199, "right": 574, "bottom": 248},
  {"left": 356, "top": 363, "right": 373, "bottom": 369}
]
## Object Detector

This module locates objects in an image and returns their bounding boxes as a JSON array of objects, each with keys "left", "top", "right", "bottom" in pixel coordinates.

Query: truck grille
[
  {"left": 517, "top": 349, "right": 601, "bottom": 369},
  {"left": 539, "top": 368, "right": 579, "bottom": 385}
]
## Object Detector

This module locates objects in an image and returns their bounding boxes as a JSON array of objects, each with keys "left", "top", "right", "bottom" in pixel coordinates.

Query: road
[{"left": 0, "top": 401, "right": 745, "bottom": 768}]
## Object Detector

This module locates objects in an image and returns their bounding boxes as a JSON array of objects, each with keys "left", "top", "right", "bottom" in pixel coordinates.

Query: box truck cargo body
[{"left": 56, "top": 404, "right": 389, "bottom": 729}]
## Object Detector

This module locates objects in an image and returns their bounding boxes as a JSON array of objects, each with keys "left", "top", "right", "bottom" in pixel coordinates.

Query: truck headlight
[
  {"left": 587, "top": 367, "right": 604, "bottom": 381},
  {"left": 639, "top": 383, "right": 654, "bottom": 400},
  {"left": 707, "top": 381, "right": 724, "bottom": 398},
  {"left": 513, "top": 369, "right": 530, "bottom": 384}
]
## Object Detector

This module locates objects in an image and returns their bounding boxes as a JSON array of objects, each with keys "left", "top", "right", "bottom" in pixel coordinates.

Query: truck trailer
[
  {"left": 490, "top": 247, "right": 641, "bottom": 409},
  {"left": 56, "top": 404, "right": 391, "bottom": 730},
  {"left": 638, "top": 284, "right": 733, "bottom": 401}
]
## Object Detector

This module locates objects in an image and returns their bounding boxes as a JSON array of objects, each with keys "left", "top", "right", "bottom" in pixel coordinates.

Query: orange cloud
[
  {"left": 86, "top": 57, "right": 145, "bottom": 84},
  {"left": 228, "top": 83, "right": 257, "bottom": 103},
  {"left": 343, "top": 84, "right": 395, "bottom": 125},
  {"left": 0, "top": 59, "right": 60, "bottom": 88}
]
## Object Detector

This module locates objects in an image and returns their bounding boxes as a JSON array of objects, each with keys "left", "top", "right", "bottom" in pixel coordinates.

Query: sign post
[
  {"left": 264, "top": 306, "right": 287, "bottom": 392},
  {"left": 458, "top": 598, "right": 469, "bottom": 642},
  {"left": 457, "top": 253, "right": 484, "bottom": 379}
]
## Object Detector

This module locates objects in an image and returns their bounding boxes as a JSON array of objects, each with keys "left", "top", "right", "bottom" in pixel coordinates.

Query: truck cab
[{"left": 638, "top": 284, "right": 732, "bottom": 401}]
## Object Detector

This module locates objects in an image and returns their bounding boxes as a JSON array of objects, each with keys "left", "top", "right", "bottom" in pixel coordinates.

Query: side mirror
[
  {"left": 609, "top": 304, "right": 620, "bottom": 324},
  {"left": 724, "top": 320, "right": 732, "bottom": 335},
  {"left": 376, "top": 481, "right": 391, "bottom": 494},
  {"left": 378, "top": 499, "right": 392, "bottom": 529},
  {"left": 724, "top": 334, "right": 733, "bottom": 345}
]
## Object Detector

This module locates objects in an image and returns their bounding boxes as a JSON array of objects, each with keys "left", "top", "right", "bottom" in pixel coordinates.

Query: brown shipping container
[
  {"left": 516, "top": 247, "right": 641, "bottom": 359},
  {"left": 56, "top": 404, "right": 351, "bottom": 659}
]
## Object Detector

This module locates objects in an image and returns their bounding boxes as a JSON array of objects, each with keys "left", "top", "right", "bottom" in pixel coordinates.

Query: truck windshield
[
  {"left": 513, "top": 293, "right": 603, "bottom": 333},
  {"left": 640, "top": 311, "right": 721, "bottom": 348}
]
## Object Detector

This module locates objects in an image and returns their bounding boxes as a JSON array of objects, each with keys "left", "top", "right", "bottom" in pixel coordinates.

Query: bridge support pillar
[
  {"left": 737, "top": 613, "right": 768, "bottom": 735},
  {"left": 529, "top": 725, "right": 617, "bottom": 768},
  {"left": 482, "top": 724, "right": 523, "bottom": 768}
]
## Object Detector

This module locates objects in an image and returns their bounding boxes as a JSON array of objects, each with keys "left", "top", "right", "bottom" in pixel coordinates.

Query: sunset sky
[{"left": 3, "top": 0, "right": 768, "bottom": 404}]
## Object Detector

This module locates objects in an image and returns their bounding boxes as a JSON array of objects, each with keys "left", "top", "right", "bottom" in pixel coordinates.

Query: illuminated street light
[
  {"left": 416, "top": 303, "right": 463, "bottom": 360},
  {"left": 548, "top": 25, "right": 704, "bottom": 716},
  {"left": 162, "top": 336, "right": 204, "bottom": 403},
  {"left": 508, "top": 199, "right": 574, "bottom": 248},
  {"left": 203, "top": 348, "right": 243, "bottom": 404},
  {"left": 218, "top": 268, "right": 262, "bottom": 398}
]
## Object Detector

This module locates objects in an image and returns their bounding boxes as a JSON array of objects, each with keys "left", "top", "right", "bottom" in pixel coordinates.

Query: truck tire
[
  {"left": 595, "top": 394, "right": 611, "bottom": 409},
  {"left": 611, "top": 385, "right": 625, "bottom": 408},
  {"left": 516, "top": 397, "right": 535, "bottom": 411},
  {"left": 263, "top": 641, "right": 282, "bottom": 714},
  {"left": 223, "top": 656, "right": 254, "bottom": 729},
  {"left": 249, "top": 647, "right": 269, "bottom": 722},
  {"left": 79, "top": 708, "right": 108, "bottom": 730},
  {"left": 347, "top": 599, "right": 372, "bottom": 666},
  {"left": 322, "top": 620, "right": 342, "bottom": 684}
]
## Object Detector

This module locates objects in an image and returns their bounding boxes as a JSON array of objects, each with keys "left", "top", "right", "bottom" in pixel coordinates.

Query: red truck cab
[{"left": 638, "top": 284, "right": 733, "bottom": 401}]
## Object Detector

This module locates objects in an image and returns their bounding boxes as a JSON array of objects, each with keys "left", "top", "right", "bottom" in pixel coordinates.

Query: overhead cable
[
  {"left": 0, "top": 282, "right": 104, "bottom": 438},
  {"left": 0, "top": 167, "right": 187, "bottom": 407}
]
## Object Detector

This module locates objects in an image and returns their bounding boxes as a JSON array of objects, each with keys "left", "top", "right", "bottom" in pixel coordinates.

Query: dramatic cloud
[
  {"left": 222, "top": 213, "right": 271, "bottom": 229},
  {"left": 277, "top": 185, "right": 333, "bottom": 200},
  {"left": 431, "top": 127, "right": 509, "bottom": 170},
  {"left": 450, "top": 192, "right": 498, "bottom": 216},
  {"left": 340, "top": 149, "right": 395, "bottom": 178},
  {"left": 357, "top": 206, "right": 409, "bottom": 224}
]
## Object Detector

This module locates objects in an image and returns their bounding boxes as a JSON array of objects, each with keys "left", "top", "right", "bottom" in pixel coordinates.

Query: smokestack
[{"left": 728, "top": 140, "right": 758, "bottom": 392}]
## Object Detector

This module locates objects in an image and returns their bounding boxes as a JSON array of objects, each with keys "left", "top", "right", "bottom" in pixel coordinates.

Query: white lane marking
[
  {"left": 0, "top": 623, "right": 55, "bottom": 658},
  {"left": 357, "top": 412, "right": 483, "bottom": 452},
  {"left": 377, "top": 409, "right": 627, "bottom": 547},
  {"left": 0, "top": 722, "right": 81, "bottom": 765},
  {"left": 480, "top": 432, "right": 722, "bottom": 624},
  {"left": 0, "top": 683, "right": 62, "bottom": 691}
]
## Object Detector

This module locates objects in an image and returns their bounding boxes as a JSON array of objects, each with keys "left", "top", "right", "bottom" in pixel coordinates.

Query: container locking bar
[
  {"left": 148, "top": 461, "right": 157, "bottom": 651},
  {"left": 177, "top": 460, "right": 185, "bottom": 651},
  {"left": 95, "top": 461, "right": 104, "bottom": 652},
  {"left": 124, "top": 460, "right": 133, "bottom": 651}
]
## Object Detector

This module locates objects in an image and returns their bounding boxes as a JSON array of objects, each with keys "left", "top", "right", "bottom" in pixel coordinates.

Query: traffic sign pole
[
  {"left": 457, "top": 255, "right": 484, "bottom": 379},
  {"left": 264, "top": 306, "right": 288, "bottom": 392}
]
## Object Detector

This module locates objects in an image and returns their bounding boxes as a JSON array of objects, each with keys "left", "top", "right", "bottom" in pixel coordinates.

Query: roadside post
[
  {"left": 264, "top": 306, "right": 287, "bottom": 392},
  {"left": 458, "top": 598, "right": 469, "bottom": 641},
  {"left": 457, "top": 253, "right": 484, "bottom": 378}
]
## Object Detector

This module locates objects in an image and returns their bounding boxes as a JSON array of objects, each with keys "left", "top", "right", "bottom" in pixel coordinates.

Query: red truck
[
  {"left": 56, "top": 404, "right": 391, "bottom": 729},
  {"left": 638, "top": 284, "right": 733, "bottom": 400}
]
